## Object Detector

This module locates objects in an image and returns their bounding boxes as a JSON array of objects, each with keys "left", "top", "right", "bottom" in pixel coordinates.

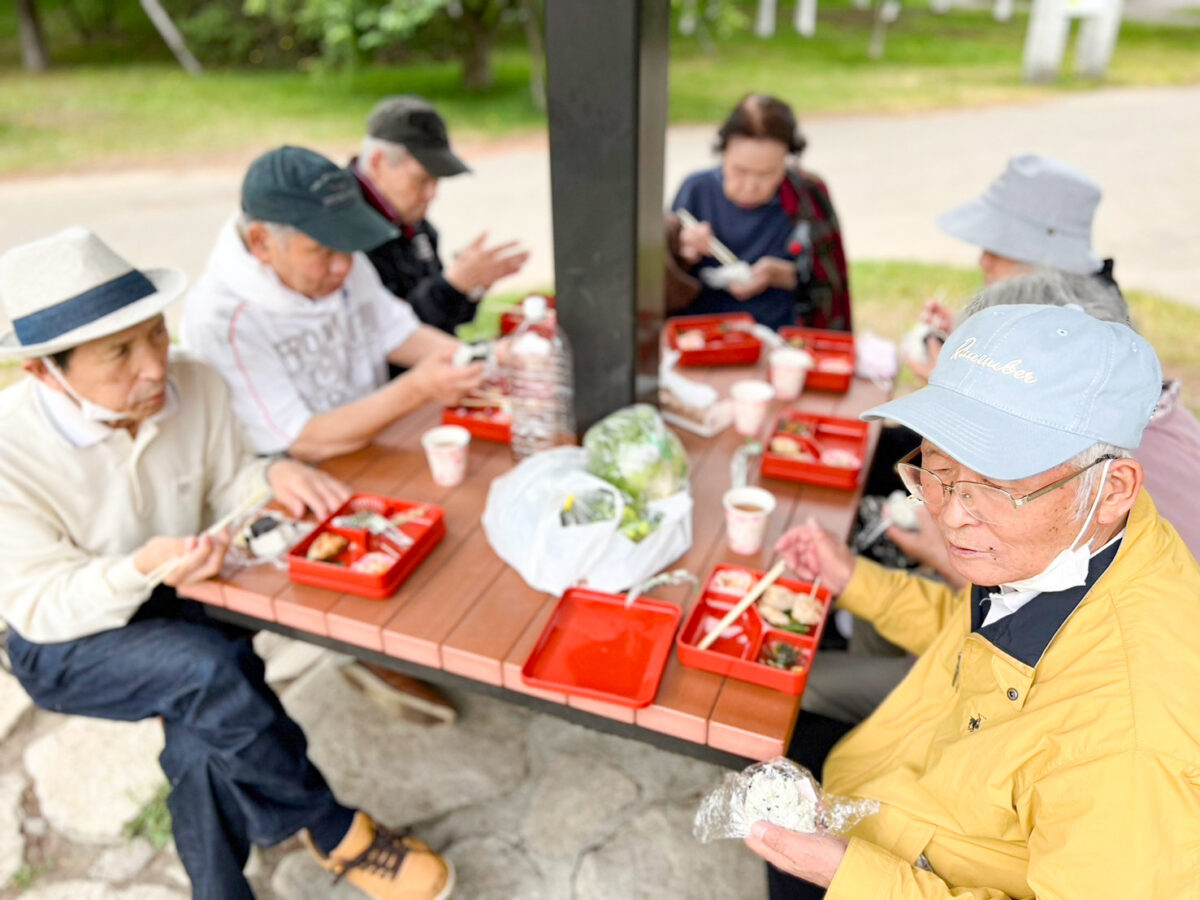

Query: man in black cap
[{"left": 351, "top": 95, "right": 529, "bottom": 334}]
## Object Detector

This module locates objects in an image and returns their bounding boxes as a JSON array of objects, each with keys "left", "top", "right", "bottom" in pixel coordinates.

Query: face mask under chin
[
  {"left": 43, "top": 358, "right": 131, "bottom": 424},
  {"left": 1001, "top": 459, "right": 1113, "bottom": 594}
]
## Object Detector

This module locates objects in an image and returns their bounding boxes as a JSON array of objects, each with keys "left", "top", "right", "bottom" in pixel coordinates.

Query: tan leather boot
[{"left": 308, "top": 811, "right": 454, "bottom": 900}]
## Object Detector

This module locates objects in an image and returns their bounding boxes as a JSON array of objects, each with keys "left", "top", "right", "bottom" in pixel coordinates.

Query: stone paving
[{"left": 0, "top": 635, "right": 764, "bottom": 898}]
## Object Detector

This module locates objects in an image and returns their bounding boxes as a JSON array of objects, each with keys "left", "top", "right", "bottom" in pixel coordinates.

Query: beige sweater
[{"left": 0, "top": 355, "right": 270, "bottom": 643}]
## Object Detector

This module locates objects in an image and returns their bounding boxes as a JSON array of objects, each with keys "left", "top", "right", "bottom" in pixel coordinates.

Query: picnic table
[{"left": 178, "top": 366, "right": 887, "bottom": 768}]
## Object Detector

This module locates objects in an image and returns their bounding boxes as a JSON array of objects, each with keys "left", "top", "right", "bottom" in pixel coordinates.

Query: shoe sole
[
  {"left": 435, "top": 859, "right": 456, "bottom": 900},
  {"left": 339, "top": 664, "right": 457, "bottom": 724}
]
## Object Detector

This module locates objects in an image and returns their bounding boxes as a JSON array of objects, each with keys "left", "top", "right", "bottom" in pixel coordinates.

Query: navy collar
[{"left": 970, "top": 536, "right": 1123, "bottom": 667}]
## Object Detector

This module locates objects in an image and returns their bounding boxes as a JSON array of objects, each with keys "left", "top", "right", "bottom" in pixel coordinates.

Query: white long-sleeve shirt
[
  {"left": 0, "top": 354, "right": 269, "bottom": 643},
  {"left": 181, "top": 216, "right": 421, "bottom": 454}
]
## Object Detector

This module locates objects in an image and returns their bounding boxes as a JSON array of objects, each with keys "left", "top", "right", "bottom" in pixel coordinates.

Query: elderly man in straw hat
[
  {"left": 0, "top": 228, "right": 454, "bottom": 900},
  {"left": 747, "top": 304, "right": 1200, "bottom": 898}
]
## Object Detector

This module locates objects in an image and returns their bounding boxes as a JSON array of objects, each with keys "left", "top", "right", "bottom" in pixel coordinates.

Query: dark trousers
[
  {"left": 767, "top": 713, "right": 857, "bottom": 900},
  {"left": 6, "top": 588, "right": 352, "bottom": 900}
]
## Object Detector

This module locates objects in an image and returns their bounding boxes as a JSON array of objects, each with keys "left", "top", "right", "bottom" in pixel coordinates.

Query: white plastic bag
[
  {"left": 694, "top": 757, "right": 878, "bottom": 842},
  {"left": 482, "top": 446, "right": 692, "bottom": 596}
]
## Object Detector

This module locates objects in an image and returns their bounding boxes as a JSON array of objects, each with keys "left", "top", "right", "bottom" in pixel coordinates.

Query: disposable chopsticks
[
  {"left": 697, "top": 559, "right": 787, "bottom": 651},
  {"left": 676, "top": 208, "right": 741, "bottom": 267},
  {"left": 146, "top": 487, "right": 273, "bottom": 587}
]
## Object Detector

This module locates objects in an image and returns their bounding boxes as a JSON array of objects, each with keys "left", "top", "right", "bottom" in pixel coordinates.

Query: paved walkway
[{"left": 1, "top": 83, "right": 1197, "bottom": 315}]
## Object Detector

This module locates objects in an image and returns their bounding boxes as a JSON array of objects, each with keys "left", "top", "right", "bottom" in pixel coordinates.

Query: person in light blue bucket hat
[{"left": 745, "top": 304, "right": 1200, "bottom": 900}]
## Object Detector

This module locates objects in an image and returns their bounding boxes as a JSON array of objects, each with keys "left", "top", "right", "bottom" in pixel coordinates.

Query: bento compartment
[
  {"left": 778, "top": 327, "right": 855, "bottom": 392},
  {"left": 761, "top": 411, "right": 868, "bottom": 490},
  {"left": 748, "top": 630, "right": 816, "bottom": 695},
  {"left": 286, "top": 494, "right": 446, "bottom": 599},
  {"left": 677, "top": 593, "right": 765, "bottom": 677},
  {"left": 442, "top": 405, "right": 511, "bottom": 444},
  {"left": 666, "top": 313, "right": 762, "bottom": 367}
]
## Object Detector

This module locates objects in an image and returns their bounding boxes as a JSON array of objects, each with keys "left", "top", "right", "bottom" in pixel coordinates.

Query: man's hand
[
  {"left": 445, "top": 232, "right": 529, "bottom": 296},
  {"left": 134, "top": 532, "right": 231, "bottom": 586},
  {"left": 729, "top": 257, "right": 796, "bottom": 301},
  {"left": 408, "top": 349, "right": 486, "bottom": 406},
  {"left": 744, "top": 822, "right": 848, "bottom": 888},
  {"left": 774, "top": 517, "right": 856, "bottom": 594},
  {"left": 678, "top": 221, "right": 716, "bottom": 264},
  {"left": 267, "top": 459, "right": 352, "bottom": 521}
]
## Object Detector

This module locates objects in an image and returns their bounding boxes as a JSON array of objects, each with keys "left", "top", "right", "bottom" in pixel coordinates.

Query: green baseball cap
[{"left": 241, "top": 146, "right": 399, "bottom": 253}]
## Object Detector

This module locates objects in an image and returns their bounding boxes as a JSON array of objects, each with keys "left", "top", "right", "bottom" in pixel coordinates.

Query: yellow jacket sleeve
[
  {"left": 826, "top": 750, "right": 1200, "bottom": 899},
  {"left": 836, "top": 557, "right": 964, "bottom": 656}
]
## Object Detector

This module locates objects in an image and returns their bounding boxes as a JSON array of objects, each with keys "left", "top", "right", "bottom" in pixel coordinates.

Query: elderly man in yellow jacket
[{"left": 751, "top": 303, "right": 1200, "bottom": 898}]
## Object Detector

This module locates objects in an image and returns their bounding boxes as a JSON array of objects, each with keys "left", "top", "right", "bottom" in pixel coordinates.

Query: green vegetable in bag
[{"left": 583, "top": 405, "right": 689, "bottom": 503}]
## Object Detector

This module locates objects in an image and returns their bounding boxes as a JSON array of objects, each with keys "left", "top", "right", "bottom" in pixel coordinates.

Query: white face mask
[
  {"left": 42, "top": 357, "right": 128, "bottom": 424},
  {"left": 1001, "top": 459, "right": 1113, "bottom": 594}
]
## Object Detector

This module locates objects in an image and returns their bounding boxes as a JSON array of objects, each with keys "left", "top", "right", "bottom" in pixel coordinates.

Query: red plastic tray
[
  {"left": 521, "top": 588, "right": 683, "bottom": 708},
  {"left": 761, "top": 410, "right": 869, "bottom": 490},
  {"left": 778, "top": 327, "right": 855, "bottom": 392},
  {"left": 676, "top": 565, "right": 832, "bottom": 695},
  {"left": 287, "top": 494, "right": 446, "bottom": 599},
  {"left": 442, "top": 406, "right": 511, "bottom": 443},
  {"left": 665, "top": 313, "right": 762, "bottom": 367},
  {"left": 499, "top": 295, "right": 557, "bottom": 336}
]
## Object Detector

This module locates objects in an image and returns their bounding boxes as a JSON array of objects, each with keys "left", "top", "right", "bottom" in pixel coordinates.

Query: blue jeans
[{"left": 6, "top": 589, "right": 352, "bottom": 899}]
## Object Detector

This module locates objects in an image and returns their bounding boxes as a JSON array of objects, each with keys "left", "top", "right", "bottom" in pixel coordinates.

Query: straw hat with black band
[{"left": 0, "top": 227, "right": 186, "bottom": 361}]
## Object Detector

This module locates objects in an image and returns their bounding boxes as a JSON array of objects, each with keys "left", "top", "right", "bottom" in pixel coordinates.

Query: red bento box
[
  {"left": 760, "top": 410, "right": 868, "bottom": 491},
  {"left": 287, "top": 494, "right": 445, "bottom": 599},
  {"left": 676, "top": 564, "right": 832, "bottom": 695},
  {"left": 778, "top": 327, "right": 855, "bottom": 392},
  {"left": 665, "top": 313, "right": 762, "bottom": 367}
]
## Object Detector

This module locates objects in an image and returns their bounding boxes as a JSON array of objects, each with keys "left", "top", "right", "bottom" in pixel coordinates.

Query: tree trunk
[
  {"left": 461, "top": 15, "right": 494, "bottom": 90},
  {"left": 140, "top": 0, "right": 204, "bottom": 74},
  {"left": 522, "top": 0, "right": 546, "bottom": 111},
  {"left": 16, "top": 0, "right": 51, "bottom": 72}
]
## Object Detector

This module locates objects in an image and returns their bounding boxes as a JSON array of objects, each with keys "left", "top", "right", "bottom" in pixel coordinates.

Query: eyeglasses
[{"left": 894, "top": 448, "right": 1115, "bottom": 526}]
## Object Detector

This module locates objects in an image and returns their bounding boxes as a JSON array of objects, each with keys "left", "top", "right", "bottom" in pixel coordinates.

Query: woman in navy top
[{"left": 668, "top": 95, "right": 851, "bottom": 332}]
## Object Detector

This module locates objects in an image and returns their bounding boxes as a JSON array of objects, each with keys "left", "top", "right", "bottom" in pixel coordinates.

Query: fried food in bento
[
  {"left": 790, "top": 591, "right": 824, "bottom": 626},
  {"left": 711, "top": 569, "right": 756, "bottom": 595},
  {"left": 350, "top": 551, "right": 395, "bottom": 575},
  {"left": 306, "top": 532, "right": 348, "bottom": 563},
  {"left": 760, "top": 584, "right": 798, "bottom": 610}
]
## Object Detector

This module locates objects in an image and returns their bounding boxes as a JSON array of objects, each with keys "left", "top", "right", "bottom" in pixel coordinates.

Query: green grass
[
  {"left": 1, "top": 1, "right": 1199, "bottom": 175},
  {"left": 8, "top": 861, "right": 54, "bottom": 892},
  {"left": 123, "top": 782, "right": 173, "bottom": 851}
]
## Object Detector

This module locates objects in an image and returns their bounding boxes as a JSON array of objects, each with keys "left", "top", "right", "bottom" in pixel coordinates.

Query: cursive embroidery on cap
[{"left": 949, "top": 337, "right": 1037, "bottom": 385}]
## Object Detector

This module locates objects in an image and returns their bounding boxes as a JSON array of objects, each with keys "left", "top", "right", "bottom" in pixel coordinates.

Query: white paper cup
[
  {"left": 421, "top": 425, "right": 471, "bottom": 487},
  {"left": 769, "top": 348, "right": 813, "bottom": 402},
  {"left": 730, "top": 379, "right": 775, "bottom": 436},
  {"left": 722, "top": 486, "right": 777, "bottom": 556}
]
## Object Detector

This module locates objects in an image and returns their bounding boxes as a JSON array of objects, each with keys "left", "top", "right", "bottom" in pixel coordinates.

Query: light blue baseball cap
[{"left": 863, "top": 304, "right": 1162, "bottom": 480}]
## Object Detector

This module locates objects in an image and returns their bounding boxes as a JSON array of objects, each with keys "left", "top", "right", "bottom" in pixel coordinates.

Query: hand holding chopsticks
[
  {"left": 676, "top": 209, "right": 741, "bottom": 267},
  {"left": 146, "top": 487, "right": 272, "bottom": 587},
  {"left": 697, "top": 560, "right": 787, "bottom": 651}
]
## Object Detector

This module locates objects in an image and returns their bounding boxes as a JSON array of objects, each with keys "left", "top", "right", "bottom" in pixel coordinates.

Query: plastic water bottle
[{"left": 508, "top": 295, "right": 575, "bottom": 460}]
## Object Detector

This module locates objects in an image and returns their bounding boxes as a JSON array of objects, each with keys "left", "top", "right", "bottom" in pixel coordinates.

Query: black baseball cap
[
  {"left": 366, "top": 96, "right": 470, "bottom": 178},
  {"left": 241, "top": 146, "right": 399, "bottom": 253}
]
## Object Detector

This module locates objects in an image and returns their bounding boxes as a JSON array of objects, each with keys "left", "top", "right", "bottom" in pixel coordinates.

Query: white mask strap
[{"left": 1070, "top": 458, "right": 1113, "bottom": 554}]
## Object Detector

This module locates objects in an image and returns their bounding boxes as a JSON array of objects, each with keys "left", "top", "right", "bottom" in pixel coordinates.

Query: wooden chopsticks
[
  {"left": 676, "top": 208, "right": 741, "bottom": 267},
  {"left": 697, "top": 559, "right": 787, "bottom": 651}
]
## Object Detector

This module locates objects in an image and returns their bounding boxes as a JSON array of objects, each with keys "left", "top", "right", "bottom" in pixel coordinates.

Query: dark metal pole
[{"left": 545, "top": 0, "right": 670, "bottom": 434}]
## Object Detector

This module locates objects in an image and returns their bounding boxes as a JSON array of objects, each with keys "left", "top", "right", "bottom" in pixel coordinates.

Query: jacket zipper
[{"left": 952, "top": 652, "right": 962, "bottom": 689}]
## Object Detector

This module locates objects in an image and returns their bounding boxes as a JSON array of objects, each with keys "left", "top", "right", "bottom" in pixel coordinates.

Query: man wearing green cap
[{"left": 183, "top": 145, "right": 485, "bottom": 462}]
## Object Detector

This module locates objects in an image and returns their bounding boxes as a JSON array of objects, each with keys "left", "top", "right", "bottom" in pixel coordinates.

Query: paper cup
[
  {"left": 421, "top": 425, "right": 471, "bottom": 487},
  {"left": 769, "top": 348, "right": 813, "bottom": 402},
  {"left": 730, "top": 379, "right": 775, "bottom": 436},
  {"left": 722, "top": 486, "right": 777, "bottom": 556}
]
